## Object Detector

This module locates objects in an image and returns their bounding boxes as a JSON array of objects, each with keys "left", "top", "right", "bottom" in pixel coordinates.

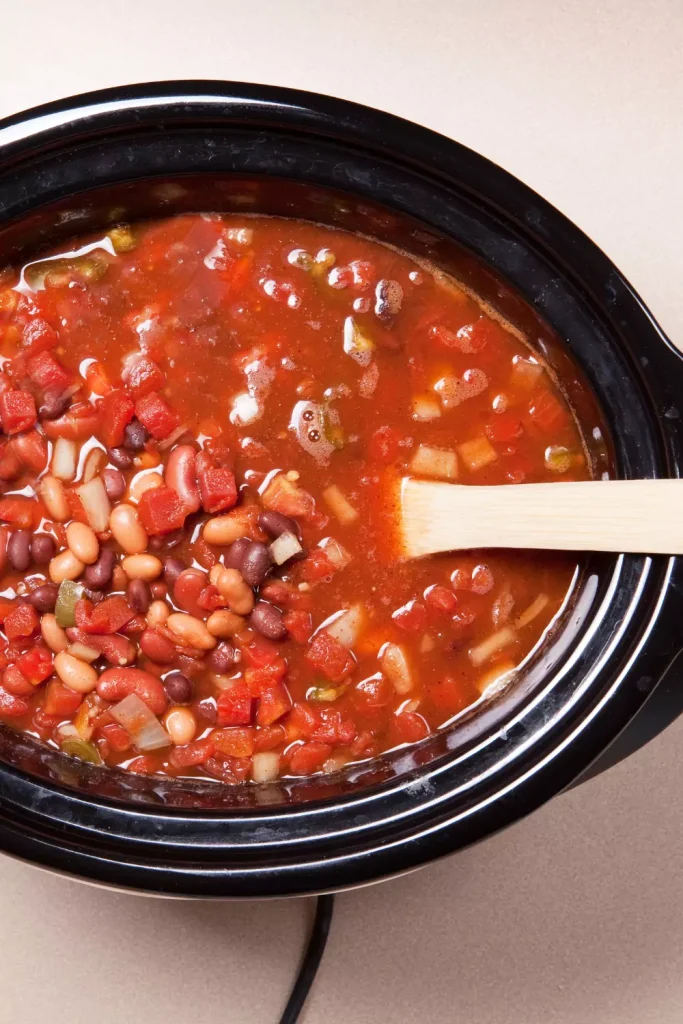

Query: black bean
[
  {"left": 102, "top": 467, "right": 126, "bottom": 501},
  {"left": 123, "top": 419, "right": 148, "bottom": 452},
  {"left": 27, "top": 583, "right": 58, "bottom": 612},
  {"left": 249, "top": 601, "right": 287, "bottom": 640},
  {"left": 107, "top": 447, "right": 134, "bottom": 470},
  {"left": 206, "top": 642, "right": 236, "bottom": 674},
  {"left": 240, "top": 541, "right": 272, "bottom": 587},
  {"left": 38, "top": 388, "right": 70, "bottom": 421},
  {"left": 7, "top": 530, "right": 31, "bottom": 571},
  {"left": 224, "top": 536, "right": 251, "bottom": 571},
  {"left": 163, "top": 556, "right": 186, "bottom": 588},
  {"left": 257, "top": 509, "right": 299, "bottom": 539},
  {"left": 30, "top": 533, "right": 56, "bottom": 565},
  {"left": 164, "top": 672, "right": 193, "bottom": 705},
  {"left": 84, "top": 548, "right": 115, "bottom": 590},
  {"left": 127, "top": 578, "right": 150, "bottom": 613}
]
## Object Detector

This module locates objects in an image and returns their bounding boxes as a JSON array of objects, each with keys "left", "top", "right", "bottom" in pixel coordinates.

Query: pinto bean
[
  {"left": 164, "top": 445, "right": 200, "bottom": 513},
  {"left": 166, "top": 613, "right": 216, "bottom": 650},
  {"left": 54, "top": 652, "right": 98, "bottom": 693},
  {"left": 164, "top": 707, "right": 197, "bottom": 745},
  {"left": 96, "top": 667, "right": 168, "bottom": 715}
]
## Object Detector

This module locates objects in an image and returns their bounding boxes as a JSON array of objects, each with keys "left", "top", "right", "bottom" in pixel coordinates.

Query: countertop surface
[{"left": 1, "top": 2, "right": 683, "bottom": 1022}]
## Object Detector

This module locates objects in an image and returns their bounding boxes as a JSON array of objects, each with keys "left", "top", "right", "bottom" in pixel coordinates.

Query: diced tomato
[
  {"left": 237, "top": 632, "right": 281, "bottom": 669},
  {"left": 196, "top": 452, "right": 237, "bottom": 513},
  {"left": 485, "top": 413, "right": 523, "bottom": 444},
  {"left": 216, "top": 683, "right": 253, "bottom": 726},
  {"left": 204, "top": 755, "right": 251, "bottom": 783},
  {"left": 528, "top": 389, "right": 566, "bottom": 432},
  {"left": 368, "top": 425, "right": 401, "bottom": 463},
  {"left": 12, "top": 430, "right": 48, "bottom": 472},
  {"left": 0, "top": 598, "right": 17, "bottom": 625},
  {"left": 4, "top": 603, "right": 39, "bottom": 641},
  {"left": 22, "top": 318, "right": 58, "bottom": 354},
  {"left": 260, "top": 579, "right": 313, "bottom": 610},
  {"left": 245, "top": 659, "right": 288, "bottom": 695},
  {"left": 0, "top": 390, "right": 37, "bottom": 434},
  {"left": 137, "top": 485, "right": 187, "bottom": 535},
  {"left": 212, "top": 726, "right": 255, "bottom": 758},
  {"left": 2, "top": 664, "right": 35, "bottom": 696},
  {"left": 288, "top": 741, "right": 332, "bottom": 775},
  {"left": 298, "top": 549, "right": 335, "bottom": 584},
  {"left": 84, "top": 361, "right": 113, "bottom": 396},
  {"left": 197, "top": 584, "right": 224, "bottom": 611},
  {"left": 0, "top": 442, "right": 22, "bottom": 481},
  {"left": 42, "top": 680, "right": 83, "bottom": 717},
  {"left": 97, "top": 389, "right": 135, "bottom": 447},
  {"left": 350, "top": 730, "right": 379, "bottom": 760},
  {"left": 122, "top": 355, "right": 166, "bottom": 397},
  {"left": 392, "top": 599, "right": 427, "bottom": 632},
  {"left": 16, "top": 647, "right": 53, "bottom": 685},
  {"left": 219, "top": 253, "right": 254, "bottom": 294},
  {"left": 352, "top": 673, "right": 393, "bottom": 709},
  {"left": 0, "top": 686, "right": 30, "bottom": 717},
  {"left": 126, "top": 755, "right": 157, "bottom": 775},
  {"left": 25, "top": 351, "right": 69, "bottom": 393},
  {"left": 312, "top": 707, "right": 357, "bottom": 745},
  {"left": 168, "top": 738, "right": 216, "bottom": 768},
  {"left": 253, "top": 724, "right": 286, "bottom": 752},
  {"left": 261, "top": 473, "right": 316, "bottom": 519},
  {"left": 42, "top": 401, "right": 101, "bottom": 441},
  {"left": 134, "top": 391, "right": 180, "bottom": 440},
  {"left": 305, "top": 632, "right": 355, "bottom": 683},
  {"left": 391, "top": 711, "right": 430, "bottom": 744},
  {"left": 424, "top": 585, "right": 458, "bottom": 616},
  {"left": 451, "top": 605, "right": 477, "bottom": 636},
  {"left": 286, "top": 702, "right": 319, "bottom": 740},
  {"left": 256, "top": 682, "right": 292, "bottom": 726},
  {"left": 75, "top": 596, "right": 135, "bottom": 635},
  {"left": 0, "top": 497, "right": 39, "bottom": 529},
  {"left": 426, "top": 676, "right": 471, "bottom": 717},
  {"left": 283, "top": 609, "right": 313, "bottom": 643},
  {"left": 98, "top": 722, "right": 132, "bottom": 752}
]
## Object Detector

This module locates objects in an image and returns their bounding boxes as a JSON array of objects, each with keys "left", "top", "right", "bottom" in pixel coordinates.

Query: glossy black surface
[{"left": 0, "top": 81, "right": 682, "bottom": 897}]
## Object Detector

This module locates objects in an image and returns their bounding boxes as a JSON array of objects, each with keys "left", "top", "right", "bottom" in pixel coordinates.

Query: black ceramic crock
[{"left": 0, "top": 81, "right": 682, "bottom": 898}]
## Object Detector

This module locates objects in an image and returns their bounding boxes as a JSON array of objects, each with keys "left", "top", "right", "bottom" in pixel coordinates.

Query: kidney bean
[
  {"left": 224, "top": 536, "right": 251, "bottom": 571},
  {"left": 30, "top": 533, "right": 56, "bottom": 565},
  {"left": 249, "top": 601, "right": 287, "bottom": 640},
  {"left": 128, "top": 578, "right": 151, "bottom": 613},
  {"left": 149, "top": 529, "right": 184, "bottom": 553},
  {"left": 164, "top": 445, "right": 200, "bottom": 513},
  {"left": 102, "top": 467, "right": 126, "bottom": 501},
  {"left": 257, "top": 510, "right": 299, "bottom": 539},
  {"left": 38, "top": 389, "right": 70, "bottom": 421},
  {"left": 172, "top": 569, "right": 206, "bottom": 617},
  {"left": 107, "top": 447, "right": 134, "bottom": 470},
  {"left": 163, "top": 556, "right": 186, "bottom": 588},
  {"left": 27, "top": 583, "right": 59, "bottom": 612},
  {"left": 96, "top": 667, "right": 168, "bottom": 715},
  {"left": 241, "top": 541, "right": 272, "bottom": 587},
  {"left": 84, "top": 549, "right": 115, "bottom": 589},
  {"left": 139, "top": 627, "right": 176, "bottom": 664},
  {"left": 7, "top": 530, "right": 31, "bottom": 571},
  {"left": 164, "top": 671, "right": 193, "bottom": 704},
  {"left": 150, "top": 581, "right": 167, "bottom": 600},
  {"left": 206, "top": 642, "right": 236, "bottom": 674},
  {"left": 123, "top": 419, "right": 148, "bottom": 451}
]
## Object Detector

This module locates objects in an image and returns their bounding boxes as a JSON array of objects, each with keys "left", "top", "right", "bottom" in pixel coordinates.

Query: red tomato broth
[{"left": 0, "top": 213, "right": 592, "bottom": 783}]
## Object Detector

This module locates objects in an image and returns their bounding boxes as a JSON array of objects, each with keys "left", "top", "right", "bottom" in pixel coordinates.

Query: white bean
[
  {"left": 66, "top": 522, "right": 99, "bottom": 565},
  {"left": 54, "top": 651, "right": 98, "bottom": 693},
  {"left": 166, "top": 613, "right": 217, "bottom": 650},
  {"left": 41, "top": 613, "right": 68, "bottom": 652},
  {"left": 39, "top": 475, "right": 70, "bottom": 522},
  {"left": 163, "top": 707, "right": 197, "bottom": 746},
  {"left": 49, "top": 549, "right": 85, "bottom": 584},
  {"left": 121, "top": 553, "right": 163, "bottom": 581},
  {"left": 109, "top": 503, "right": 148, "bottom": 554}
]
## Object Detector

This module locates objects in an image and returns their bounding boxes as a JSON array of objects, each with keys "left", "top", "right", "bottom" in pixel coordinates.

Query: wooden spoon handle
[{"left": 400, "top": 478, "right": 683, "bottom": 557}]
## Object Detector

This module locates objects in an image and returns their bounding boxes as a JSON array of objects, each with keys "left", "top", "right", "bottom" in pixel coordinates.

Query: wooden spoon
[{"left": 400, "top": 477, "right": 683, "bottom": 558}]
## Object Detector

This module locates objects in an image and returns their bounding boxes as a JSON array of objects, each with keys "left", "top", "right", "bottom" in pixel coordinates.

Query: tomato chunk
[
  {"left": 212, "top": 727, "right": 255, "bottom": 758},
  {"left": 16, "top": 647, "right": 53, "bottom": 685},
  {"left": 289, "top": 741, "right": 331, "bottom": 775},
  {"left": 42, "top": 680, "right": 83, "bottom": 717},
  {"left": 256, "top": 682, "right": 292, "bottom": 726},
  {"left": 196, "top": 452, "right": 238, "bottom": 513},
  {"left": 0, "top": 390, "right": 37, "bottom": 434},
  {"left": 137, "top": 485, "right": 187, "bottom": 534},
  {"left": 26, "top": 350, "right": 71, "bottom": 392},
  {"left": 22, "top": 318, "right": 58, "bottom": 353},
  {"left": 122, "top": 355, "right": 166, "bottom": 397},
  {"left": 305, "top": 633, "right": 355, "bottom": 683},
  {"left": 216, "top": 683, "right": 253, "bottom": 726},
  {"left": 4, "top": 603, "right": 39, "bottom": 641},
  {"left": 98, "top": 389, "right": 135, "bottom": 447},
  {"left": 134, "top": 391, "right": 180, "bottom": 440},
  {"left": 75, "top": 596, "right": 136, "bottom": 635}
]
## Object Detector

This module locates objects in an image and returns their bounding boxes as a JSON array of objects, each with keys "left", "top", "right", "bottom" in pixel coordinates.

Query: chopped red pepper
[
  {"left": 98, "top": 389, "right": 135, "bottom": 447},
  {"left": 0, "top": 390, "right": 37, "bottom": 434},
  {"left": 137, "top": 485, "right": 187, "bottom": 535},
  {"left": 134, "top": 391, "right": 180, "bottom": 440}
]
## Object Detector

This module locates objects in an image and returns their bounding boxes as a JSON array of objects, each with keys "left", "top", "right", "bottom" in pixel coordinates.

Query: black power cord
[{"left": 279, "top": 895, "right": 335, "bottom": 1024}]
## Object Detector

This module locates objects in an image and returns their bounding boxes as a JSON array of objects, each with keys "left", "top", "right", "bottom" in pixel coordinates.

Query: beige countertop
[{"left": 1, "top": 2, "right": 683, "bottom": 1022}]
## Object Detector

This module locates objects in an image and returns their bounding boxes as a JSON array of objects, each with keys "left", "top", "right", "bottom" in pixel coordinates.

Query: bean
[
  {"left": 257, "top": 509, "right": 299, "bottom": 538},
  {"left": 166, "top": 613, "right": 217, "bottom": 650},
  {"left": 215, "top": 568, "right": 254, "bottom": 616},
  {"left": 172, "top": 569, "right": 206, "bottom": 618},
  {"left": 107, "top": 447, "right": 134, "bottom": 471},
  {"left": 240, "top": 541, "right": 272, "bottom": 587},
  {"left": 38, "top": 388, "right": 70, "bottom": 420},
  {"left": 206, "top": 641, "right": 236, "bottom": 674},
  {"left": 163, "top": 706, "right": 197, "bottom": 745},
  {"left": 206, "top": 609, "right": 245, "bottom": 638},
  {"left": 41, "top": 613, "right": 68, "bottom": 652},
  {"left": 164, "top": 445, "right": 200, "bottom": 513},
  {"left": 82, "top": 447, "right": 106, "bottom": 484},
  {"left": 150, "top": 581, "right": 167, "bottom": 600},
  {"left": 122, "top": 553, "right": 163, "bottom": 581},
  {"left": 102, "top": 467, "right": 126, "bottom": 501},
  {"left": 147, "top": 599, "right": 170, "bottom": 628},
  {"left": 49, "top": 549, "right": 85, "bottom": 584},
  {"left": 163, "top": 671, "right": 193, "bottom": 704},
  {"left": 127, "top": 578, "right": 151, "bottom": 613},
  {"left": 31, "top": 533, "right": 56, "bottom": 565},
  {"left": 249, "top": 601, "right": 287, "bottom": 640},
  {"left": 111, "top": 566, "right": 128, "bottom": 591},
  {"left": 163, "top": 556, "right": 186, "bottom": 588},
  {"left": 39, "top": 475, "right": 70, "bottom": 522},
  {"left": 66, "top": 522, "right": 99, "bottom": 565},
  {"left": 27, "top": 583, "right": 58, "bottom": 612},
  {"left": 96, "top": 667, "right": 167, "bottom": 715},
  {"left": 123, "top": 419, "right": 148, "bottom": 451},
  {"left": 129, "top": 471, "right": 163, "bottom": 504},
  {"left": 84, "top": 548, "right": 115, "bottom": 590},
  {"left": 54, "top": 651, "right": 98, "bottom": 693},
  {"left": 109, "top": 503, "right": 147, "bottom": 554},
  {"left": 150, "top": 529, "right": 183, "bottom": 552},
  {"left": 139, "top": 627, "right": 176, "bottom": 664},
  {"left": 203, "top": 514, "right": 249, "bottom": 546},
  {"left": 7, "top": 530, "right": 31, "bottom": 571},
  {"left": 224, "top": 536, "right": 251, "bottom": 571}
]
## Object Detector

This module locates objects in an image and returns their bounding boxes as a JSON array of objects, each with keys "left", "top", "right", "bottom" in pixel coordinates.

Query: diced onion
[
  {"left": 469, "top": 627, "right": 516, "bottom": 667},
  {"left": 320, "top": 604, "right": 366, "bottom": 649},
  {"left": 380, "top": 643, "right": 413, "bottom": 695},
  {"left": 110, "top": 693, "right": 170, "bottom": 751},
  {"left": 319, "top": 537, "right": 352, "bottom": 570},
  {"left": 458, "top": 437, "right": 498, "bottom": 472},
  {"left": 510, "top": 355, "right": 544, "bottom": 389},
  {"left": 230, "top": 392, "right": 261, "bottom": 426},
  {"left": 514, "top": 594, "right": 549, "bottom": 629},
  {"left": 82, "top": 445, "right": 107, "bottom": 483},
  {"left": 77, "top": 477, "right": 111, "bottom": 532},
  {"left": 491, "top": 589, "right": 514, "bottom": 627},
  {"left": 269, "top": 531, "right": 303, "bottom": 565},
  {"left": 411, "top": 394, "right": 442, "bottom": 421},
  {"left": 322, "top": 485, "right": 358, "bottom": 525},
  {"left": 409, "top": 445, "right": 458, "bottom": 480},
  {"left": 252, "top": 752, "right": 280, "bottom": 783},
  {"left": 477, "top": 660, "right": 516, "bottom": 696},
  {"left": 343, "top": 317, "right": 375, "bottom": 366},
  {"left": 51, "top": 437, "right": 78, "bottom": 482}
]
